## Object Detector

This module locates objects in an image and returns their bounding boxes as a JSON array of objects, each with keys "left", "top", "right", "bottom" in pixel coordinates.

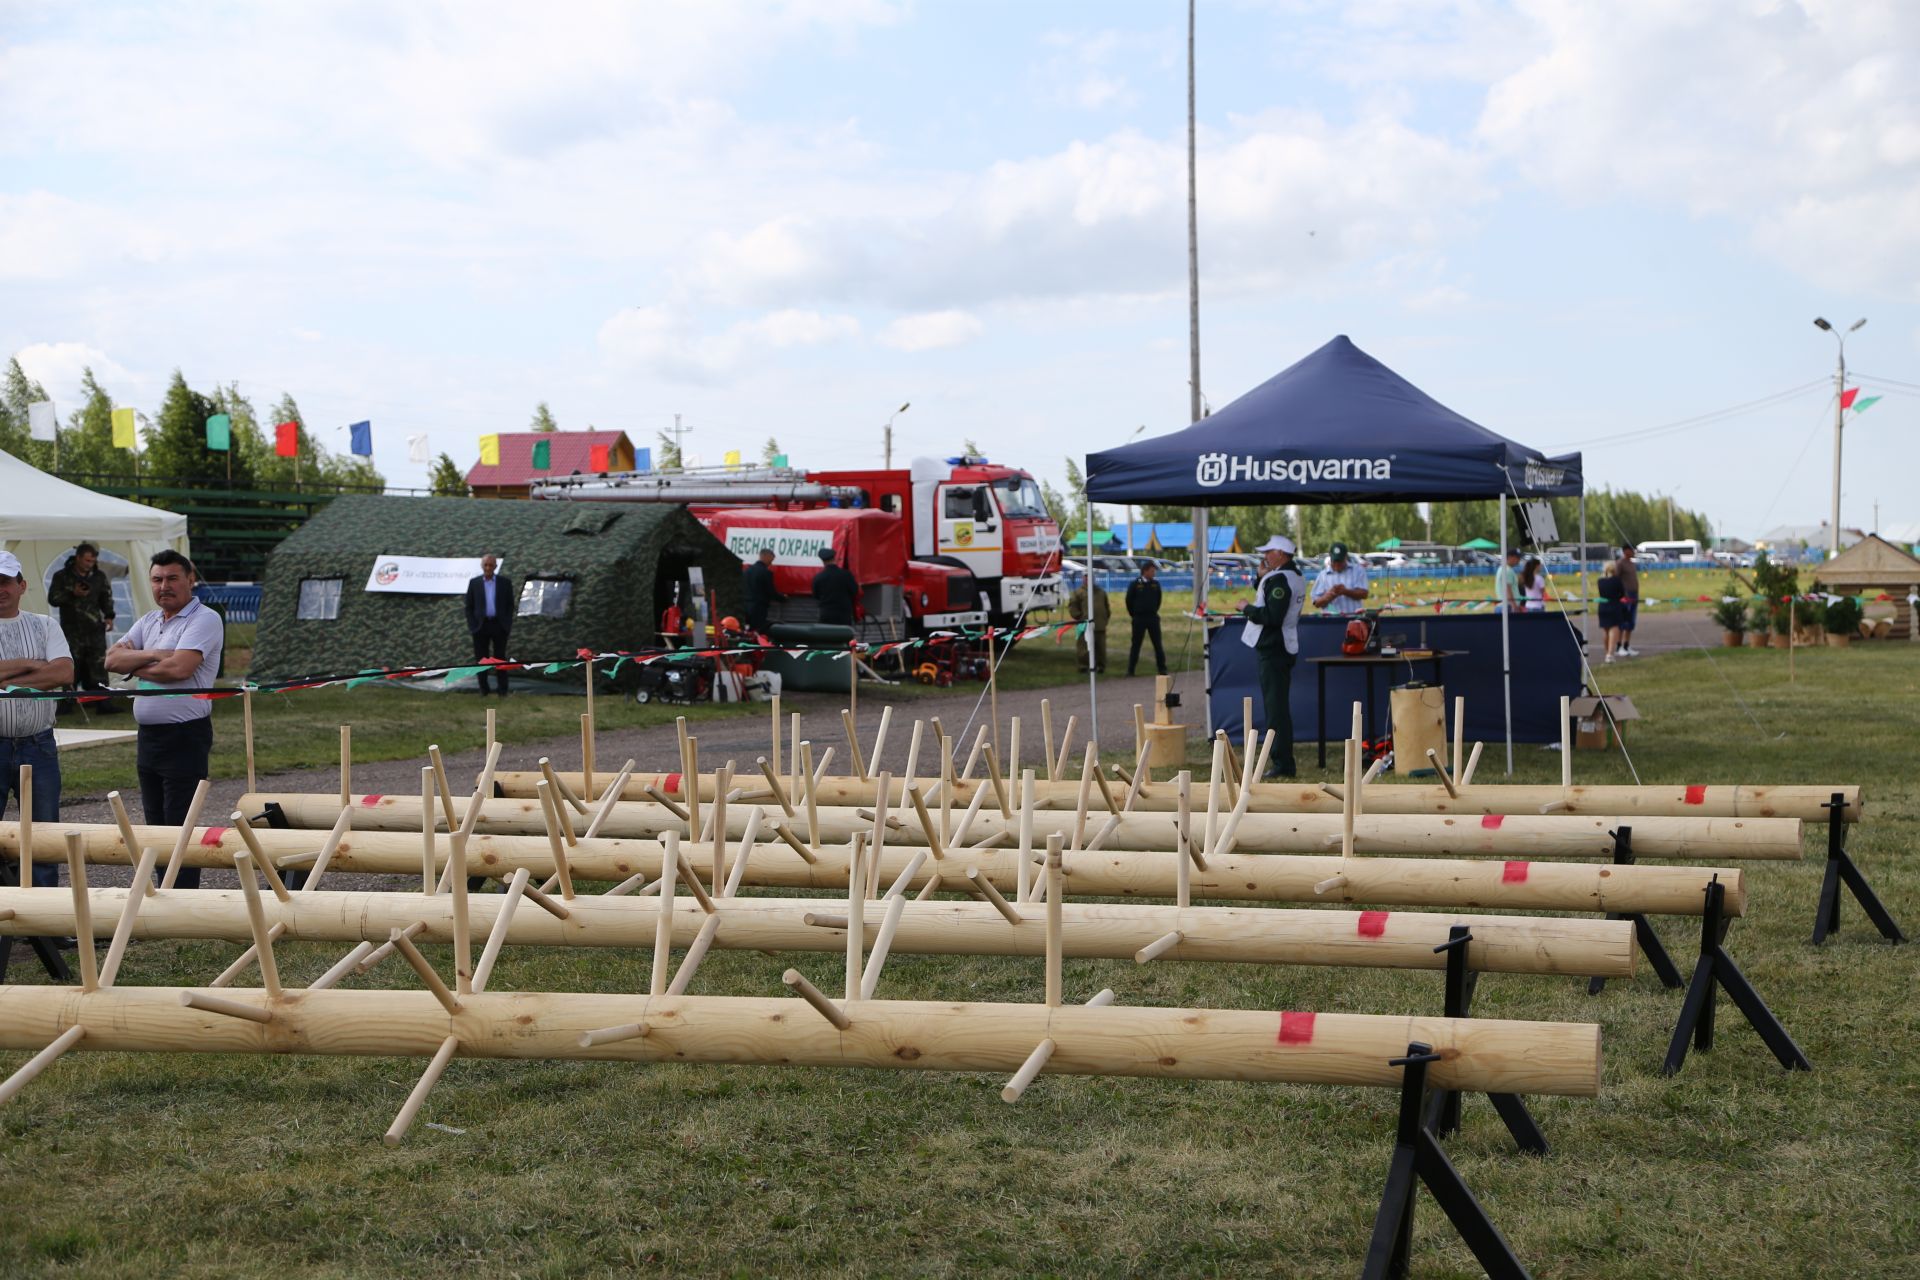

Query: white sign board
[
  {"left": 364, "top": 555, "right": 502, "bottom": 595},
  {"left": 721, "top": 526, "right": 834, "bottom": 566}
]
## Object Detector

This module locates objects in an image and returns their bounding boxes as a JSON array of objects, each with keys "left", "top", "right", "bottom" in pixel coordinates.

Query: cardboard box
[{"left": 1568, "top": 694, "right": 1640, "bottom": 751}]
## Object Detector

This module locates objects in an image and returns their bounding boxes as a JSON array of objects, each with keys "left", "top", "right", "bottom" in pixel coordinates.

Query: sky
[{"left": 5, "top": 0, "right": 1918, "bottom": 540}]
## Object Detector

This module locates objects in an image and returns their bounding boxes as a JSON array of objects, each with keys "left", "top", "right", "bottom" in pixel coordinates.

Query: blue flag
[
  {"left": 349, "top": 421, "right": 373, "bottom": 456},
  {"left": 633, "top": 446, "right": 652, "bottom": 472}
]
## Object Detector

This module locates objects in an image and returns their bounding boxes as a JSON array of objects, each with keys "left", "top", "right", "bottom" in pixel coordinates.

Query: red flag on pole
[
  {"left": 589, "top": 443, "right": 610, "bottom": 471},
  {"left": 1840, "top": 387, "right": 1859, "bottom": 410},
  {"left": 275, "top": 421, "right": 299, "bottom": 457}
]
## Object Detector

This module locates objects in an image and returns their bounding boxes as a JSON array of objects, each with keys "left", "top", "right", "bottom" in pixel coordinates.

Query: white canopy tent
[{"left": 0, "top": 448, "right": 191, "bottom": 638}]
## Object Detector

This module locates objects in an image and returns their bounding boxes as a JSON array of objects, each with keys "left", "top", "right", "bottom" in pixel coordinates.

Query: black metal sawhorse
[
  {"left": 1663, "top": 876, "right": 1812, "bottom": 1076},
  {"left": 1425, "top": 927, "right": 1548, "bottom": 1156},
  {"left": 1363, "top": 1041, "right": 1533, "bottom": 1280},
  {"left": 1587, "top": 826, "right": 1684, "bottom": 995},
  {"left": 1811, "top": 792, "right": 1905, "bottom": 946}
]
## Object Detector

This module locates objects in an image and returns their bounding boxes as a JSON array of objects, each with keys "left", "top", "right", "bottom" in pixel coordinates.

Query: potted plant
[
  {"left": 1770, "top": 602, "right": 1791, "bottom": 646},
  {"left": 1824, "top": 595, "right": 1862, "bottom": 648},
  {"left": 1710, "top": 596, "right": 1746, "bottom": 647},
  {"left": 1745, "top": 600, "right": 1770, "bottom": 647},
  {"left": 1793, "top": 596, "right": 1825, "bottom": 646}
]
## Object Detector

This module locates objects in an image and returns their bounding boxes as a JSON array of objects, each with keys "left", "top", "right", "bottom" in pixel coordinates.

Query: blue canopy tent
[{"left": 1084, "top": 335, "right": 1585, "bottom": 773}]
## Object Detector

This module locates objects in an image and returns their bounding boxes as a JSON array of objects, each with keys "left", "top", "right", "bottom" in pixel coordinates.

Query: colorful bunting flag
[
  {"left": 588, "top": 443, "right": 610, "bottom": 471},
  {"left": 349, "top": 421, "right": 373, "bottom": 456},
  {"left": 1852, "top": 394, "right": 1881, "bottom": 415},
  {"left": 275, "top": 421, "right": 300, "bottom": 457},
  {"left": 479, "top": 434, "right": 500, "bottom": 466},
  {"left": 111, "top": 407, "right": 137, "bottom": 449},
  {"left": 27, "top": 401, "right": 56, "bottom": 442},
  {"left": 771, "top": 453, "right": 788, "bottom": 468},
  {"left": 408, "top": 433, "right": 429, "bottom": 464},
  {"left": 1840, "top": 387, "right": 1859, "bottom": 409},
  {"left": 532, "top": 438, "right": 551, "bottom": 470},
  {"left": 205, "top": 414, "right": 231, "bottom": 451}
]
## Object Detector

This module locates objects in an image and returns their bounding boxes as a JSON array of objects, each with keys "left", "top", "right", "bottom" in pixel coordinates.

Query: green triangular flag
[
  {"left": 205, "top": 414, "right": 231, "bottom": 451},
  {"left": 532, "top": 438, "right": 551, "bottom": 469},
  {"left": 1852, "top": 395, "right": 1881, "bottom": 414}
]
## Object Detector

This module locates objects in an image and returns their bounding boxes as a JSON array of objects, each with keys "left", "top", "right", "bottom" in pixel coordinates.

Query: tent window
[
  {"left": 518, "top": 578, "right": 574, "bottom": 618},
  {"left": 296, "top": 578, "right": 343, "bottom": 620}
]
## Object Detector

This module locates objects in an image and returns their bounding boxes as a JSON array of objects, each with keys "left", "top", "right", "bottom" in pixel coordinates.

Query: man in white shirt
[
  {"left": 1311, "top": 542, "right": 1370, "bottom": 615},
  {"left": 0, "top": 549, "right": 74, "bottom": 898},
  {"left": 107, "top": 550, "right": 224, "bottom": 889}
]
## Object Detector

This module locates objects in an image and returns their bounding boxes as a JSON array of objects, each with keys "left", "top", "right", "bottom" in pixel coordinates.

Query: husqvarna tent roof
[{"left": 1084, "top": 335, "right": 1581, "bottom": 506}]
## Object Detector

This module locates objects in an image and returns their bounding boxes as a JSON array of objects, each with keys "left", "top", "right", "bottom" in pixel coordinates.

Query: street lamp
[
  {"left": 883, "top": 402, "right": 910, "bottom": 469},
  {"left": 1813, "top": 317, "right": 1866, "bottom": 557}
]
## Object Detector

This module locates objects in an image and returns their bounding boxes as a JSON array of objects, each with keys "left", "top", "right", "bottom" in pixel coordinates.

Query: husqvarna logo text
[{"left": 1193, "top": 454, "right": 1392, "bottom": 486}]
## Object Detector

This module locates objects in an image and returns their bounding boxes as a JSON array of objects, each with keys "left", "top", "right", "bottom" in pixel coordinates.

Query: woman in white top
[{"left": 1520, "top": 557, "right": 1546, "bottom": 612}]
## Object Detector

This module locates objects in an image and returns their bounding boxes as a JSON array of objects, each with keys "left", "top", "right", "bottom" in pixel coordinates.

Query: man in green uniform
[
  {"left": 47, "top": 542, "right": 117, "bottom": 714},
  {"left": 1239, "top": 535, "right": 1305, "bottom": 778},
  {"left": 1069, "top": 576, "right": 1110, "bottom": 673}
]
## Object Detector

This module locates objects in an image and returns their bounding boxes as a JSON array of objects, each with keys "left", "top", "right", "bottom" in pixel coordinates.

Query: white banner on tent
[
  {"left": 364, "top": 555, "right": 501, "bottom": 595},
  {"left": 719, "top": 526, "right": 834, "bottom": 566}
]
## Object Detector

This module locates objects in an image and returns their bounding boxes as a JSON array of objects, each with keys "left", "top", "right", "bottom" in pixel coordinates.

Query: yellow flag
[
  {"left": 479, "top": 434, "right": 500, "bottom": 466},
  {"left": 112, "top": 407, "right": 137, "bottom": 449},
  {"left": 723, "top": 449, "right": 742, "bottom": 468}
]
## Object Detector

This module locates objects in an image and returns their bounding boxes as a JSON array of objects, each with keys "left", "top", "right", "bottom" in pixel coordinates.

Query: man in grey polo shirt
[
  {"left": 107, "top": 549, "right": 223, "bottom": 889},
  {"left": 1311, "top": 541, "right": 1371, "bottom": 615},
  {"left": 0, "top": 549, "right": 74, "bottom": 899}
]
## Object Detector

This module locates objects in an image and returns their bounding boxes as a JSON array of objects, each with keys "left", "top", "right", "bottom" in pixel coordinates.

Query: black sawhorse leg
[
  {"left": 1810, "top": 792, "right": 1905, "bottom": 946},
  {"left": 1, "top": 860, "right": 74, "bottom": 985},
  {"left": 1425, "top": 927, "right": 1548, "bottom": 1155},
  {"left": 1363, "top": 1042, "right": 1533, "bottom": 1280},
  {"left": 1662, "top": 877, "right": 1812, "bottom": 1077},
  {"left": 1587, "top": 827, "right": 1684, "bottom": 995}
]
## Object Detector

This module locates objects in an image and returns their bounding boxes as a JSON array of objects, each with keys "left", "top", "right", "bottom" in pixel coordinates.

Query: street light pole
[
  {"left": 1814, "top": 316, "right": 1865, "bottom": 557},
  {"left": 883, "top": 402, "right": 910, "bottom": 470}
]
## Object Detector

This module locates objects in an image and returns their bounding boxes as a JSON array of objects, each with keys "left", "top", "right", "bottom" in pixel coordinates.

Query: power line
[{"left": 1547, "top": 379, "right": 1828, "bottom": 450}]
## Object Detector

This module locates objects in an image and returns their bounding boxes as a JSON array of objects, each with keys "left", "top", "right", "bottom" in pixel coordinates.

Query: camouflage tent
[{"left": 253, "top": 495, "right": 742, "bottom": 679}]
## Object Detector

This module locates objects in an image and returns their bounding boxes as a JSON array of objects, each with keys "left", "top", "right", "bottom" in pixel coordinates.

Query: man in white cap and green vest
[{"left": 1239, "top": 535, "right": 1305, "bottom": 778}]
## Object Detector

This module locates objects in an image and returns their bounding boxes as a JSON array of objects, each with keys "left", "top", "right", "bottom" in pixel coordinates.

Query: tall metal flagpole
[{"left": 1186, "top": 0, "right": 1211, "bottom": 734}]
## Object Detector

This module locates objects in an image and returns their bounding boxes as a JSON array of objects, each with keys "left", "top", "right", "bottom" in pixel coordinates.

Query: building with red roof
[{"left": 465, "top": 431, "right": 637, "bottom": 499}]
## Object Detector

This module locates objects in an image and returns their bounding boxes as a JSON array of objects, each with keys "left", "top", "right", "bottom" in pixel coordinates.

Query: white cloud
[
  {"left": 878, "top": 310, "right": 984, "bottom": 351},
  {"left": 12, "top": 342, "right": 143, "bottom": 409},
  {"left": 598, "top": 305, "right": 859, "bottom": 382},
  {"left": 1477, "top": 0, "right": 1920, "bottom": 294}
]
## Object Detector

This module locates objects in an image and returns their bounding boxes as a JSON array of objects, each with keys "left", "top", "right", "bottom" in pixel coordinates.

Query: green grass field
[{"left": 6, "top": 643, "right": 1918, "bottom": 1276}]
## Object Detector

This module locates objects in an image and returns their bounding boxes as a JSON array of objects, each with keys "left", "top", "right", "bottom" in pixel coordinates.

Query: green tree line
[{"left": 0, "top": 359, "right": 385, "bottom": 491}]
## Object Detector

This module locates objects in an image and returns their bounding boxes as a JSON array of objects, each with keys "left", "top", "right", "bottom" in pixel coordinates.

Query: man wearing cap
[
  {"left": 1240, "top": 536, "right": 1306, "bottom": 778},
  {"left": 0, "top": 549, "right": 74, "bottom": 905},
  {"left": 811, "top": 547, "right": 860, "bottom": 627},
  {"left": 743, "top": 546, "right": 778, "bottom": 634},
  {"left": 106, "top": 550, "right": 224, "bottom": 890},
  {"left": 1312, "top": 542, "right": 1370, "bottom": 615}
]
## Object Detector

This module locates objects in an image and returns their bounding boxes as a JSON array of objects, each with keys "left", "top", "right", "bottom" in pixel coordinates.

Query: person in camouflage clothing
[{"left": 47, "top": 543, "right": 117, "bottom": 713}]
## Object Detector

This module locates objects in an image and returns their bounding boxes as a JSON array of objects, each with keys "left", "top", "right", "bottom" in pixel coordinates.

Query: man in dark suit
[
  {"left": 1124, "top": 560, "right": 1167, "bottom": 677},
  {"left": 810, "top": 547, "right": 859, "bottom": 627},
  {"left": 743, "top": 547, "right": 777, "bottom": 633},
  {"left": 464, "top": 554, "right": 513, "bottom": 696}
]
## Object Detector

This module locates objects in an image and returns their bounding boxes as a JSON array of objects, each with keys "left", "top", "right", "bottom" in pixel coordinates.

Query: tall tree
[
  {"left": 530, "top": 402, "right": 558, "bottom": 432},
  {"left": 429, "top": 452, "right": 468, "bottom": 497},
  {"left": 0, "top": 357, "right": 54, "bottom": 470},
  {"left": 761, "top": 436, "right": 783, "bottom": 465},
  {"left": 655, "top": 430, "right": 683, "bottom": 471},
  {"left": 143, "top": 370, "right": 227, "bottom": 485}
]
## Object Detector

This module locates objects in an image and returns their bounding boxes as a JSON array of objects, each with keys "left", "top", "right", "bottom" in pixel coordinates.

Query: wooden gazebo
[{"left": 1816, "top": 534, "right": 1920, "bottom": 641}]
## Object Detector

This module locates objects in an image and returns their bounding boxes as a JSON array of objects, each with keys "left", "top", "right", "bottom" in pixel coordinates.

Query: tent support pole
[
  {"left": 1196, "top": 509, "right": 1211, "bottom": 736},
  {"left": 1500, "top": 494, "right": 1514, "bottom": 775},
  {"left": 1580, "top": 491, "right": 1591, "bottom": 669},
  {"left": 1086, "top": 508, "right": 1099, "bottom": 751}
]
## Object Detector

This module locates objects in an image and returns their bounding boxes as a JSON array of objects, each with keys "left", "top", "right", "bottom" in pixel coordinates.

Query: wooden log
[
  {"left": 9, "top": 822, "right": 1749, "bottom": 918},
  {"left": 243, "top": 794, "right": 1801, "bottom": 862},
  {"left": 502, "top": 772, "right": 1863, "bottom": 823},
  {"left": 0, "top": 887, "right": 1637, "bottom": 976},
  {"left": 0, "top": 986, "right": 1604, "bottom": 1098}
]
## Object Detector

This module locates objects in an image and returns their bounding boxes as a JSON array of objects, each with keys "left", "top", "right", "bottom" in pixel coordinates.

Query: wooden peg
[
  {"left": 1135, "top": 929, "right": 1184, "bottom": 965},
  {"left": 390, "top": 929, "right": 461, "bottom": 1014},
  {"left": 449, "top": 827, "right": 473, "bottom": 995},
  {"left": 883, "top": 848, "right": 930, "bottom": 900},
  {"left": 772, "top": 823, "right": 818, "bottom": 864},
  {"left": 983, "top": 744, "right": 1012, "bottom": 818},
  {"left": 1452, "top": 694, "right": 1466, "bottom": 782},
  {"left": 230, "top": 851, "right": 280, "bottom": 998},
  {"left": 800, "top": 741, "right": 820, "bottom": 853},
  {"left": 1039, "top": 699, "right": 1057, "bottom": 781},
  {"left": 770, "top": 690, "right": 782, "bottom": 780},
  {"left": 521, "top": 883, "right": 572, "bottom": 920},
  {"left": 756, "top": 757, "right": 796, "bottom": 818},
  {"left": 242, "top": 688, "right": 257, "bottom": 795},
  {"left": 725, "top": 810, "right": 762, "bottom": 897},
  {"left": 339, "top": 724, "right": 352, "bottom": 806},
  {"left": 98, "top": 845, "right": 158, "bottom": 987},
  {"left": 1044, "top": 835, "right": 1064, "bottom": 1006},
  {"left": 0, "top": 1026, "right": 87, "bottom": 1105},
  {"left": 666, "top": 914, "right": 723, "bottom": 996},
  {"left": 385, "top": 1034, "right": 460, "bottom": 1147},
  {"left": 782, "top": 968, "right": 851, "bottom": 1030},
  {"left": 1054, "top": 714, "right": 1078, "bottom": 781},
  {"left": 964, "top": 868, "right": 1023, "bottom": 925},
  {"left": 1016, "top": 768, "right": 1036, "bottom": 903},
  {"left": 949, "top": 779, "right": 991, "bottom": 852},
  {"left": 1462, "top": 741, "right": 1485, "bottom": 786},
  {"left": 61, "top": 832, "right": 98, "bottom": 990},
  {"left": 1174, "top": 769, "right": 1193, "bottom": 908},
  {"left": 870, "top": 704, "right": 893, "bottom": 778},
  {"left": 673, "top": 854, "right": 718, "bottom": 915},
  {"left": 842, "top": 708, "right": 869, "bottom": 780},
  {"left": 419, "top": 766, "right": 438, "bottom": 892},
  {"left": 353, "top": 920, "right": 428, "bottom": 974},
  {"left": 427, "top": 744, "right": 459, "bottom": 830},
  {"left": 228, "top": 814, "right": 292, "bottom": 903},
  {"left": 540, "top": 757, "right": 588, "bottom": 822},
  {"left": 308, "top": 942, "right": 375, "bottom": 992},
  {"left": 583, "top": 760, "right": 637, "bottom": 840},
  {"left": 845, "top": 833, "right": 865, "bottom": 1001},
  {"left": 159, "top": 777, "right": 211, "bottom": 892},
  {"left": 651, "top": 834, "right": 679, "bottom": 996},
  {"left": 471, "top": 867, "right": 530, "bottom": 993},
  {"left": 180, "top": 990, "right": 273, "bottom": 1025},
  {"left": 642, "top": 785, "right": 690, "bottom": 822},
  {"left": 534, "top": 782, "right": 576, "bottom": 901},
  {"left": 579, "top": 1023, "right": 650, "bottom": 1048},
  {"left": 857, "top": 895, "right": 908, "bottom": 1000},
  {"left": 16, "top": 764, "right": 29, "bottom": 889},
  {"left": 1426, "top": 749, "right": 1460, "bottom": 798}
]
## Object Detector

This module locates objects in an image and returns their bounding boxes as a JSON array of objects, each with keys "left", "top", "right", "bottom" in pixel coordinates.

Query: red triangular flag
[
  {"left": 275, "top": 421, "right": 300, "bottom": 457},
  {"left": 589, "top": 443, "right": 610, "bottom": 471},
  {"left": 1840, "top": 387, "right": 1859, "bottom": 410}
]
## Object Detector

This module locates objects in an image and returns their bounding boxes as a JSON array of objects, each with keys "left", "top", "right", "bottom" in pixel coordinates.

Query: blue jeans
[{"left": 0, "top": 729, "right": 61, "bottom": 888}]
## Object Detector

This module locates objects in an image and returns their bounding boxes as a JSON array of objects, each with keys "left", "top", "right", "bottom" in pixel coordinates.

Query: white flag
[
  {"left": 27, "top": 401, "right": 57, "bottom": 442},
  {"left": 408, "top": 433, "right": 429, "bottom": 464}
]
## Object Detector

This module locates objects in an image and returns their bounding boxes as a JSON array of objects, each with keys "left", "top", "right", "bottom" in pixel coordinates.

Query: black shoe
[{"left": 1125, "top": 669, "right": 1137, "bottom": 678}]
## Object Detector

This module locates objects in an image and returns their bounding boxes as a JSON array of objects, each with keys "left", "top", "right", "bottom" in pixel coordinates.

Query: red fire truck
[{"left": 530, "top": 456, "right": 1064, "bottom": 636}]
